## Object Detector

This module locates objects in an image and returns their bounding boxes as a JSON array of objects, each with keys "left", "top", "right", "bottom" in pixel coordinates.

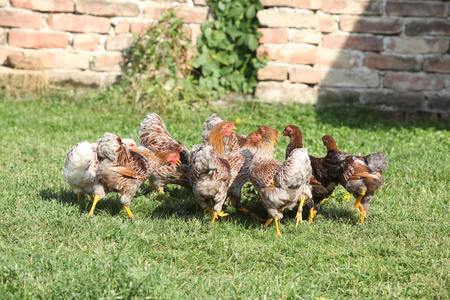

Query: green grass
[{"left": 0, "top": 92, "right": 449, "bottom": 299}]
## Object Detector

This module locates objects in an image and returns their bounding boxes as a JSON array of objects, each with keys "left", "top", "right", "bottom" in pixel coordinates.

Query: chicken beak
[
  {"left": 275, "top": 137, "right": 279, "bottom": 144},
  {"left": 281, "top": 132, "right": 286, "bottom": 137}
]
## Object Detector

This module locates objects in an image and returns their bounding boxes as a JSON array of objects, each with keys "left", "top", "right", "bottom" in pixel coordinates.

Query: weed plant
[{"left": 0, "top": 91, "right": 449, "bottom": 299}]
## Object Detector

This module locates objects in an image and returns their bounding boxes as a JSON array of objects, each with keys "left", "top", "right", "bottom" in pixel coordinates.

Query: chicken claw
[
  {"left": 206, "top": 207, "right": 228, "bottom": 217},
  {"left": 211, "top": 211, "right": 218, "bottom": 224},
  {"left": 237, "top": 207, "right": 266, "bottom": 222},
  {"left": 309, "top": 208, "right": 317, "bottom": 223},
  {"left": 295, "top": 195, "right": 307, "bottom": 226},
  {"left": 87, "top": 194, "right": 100, "bottom": 217},
  {"left": 354, "top": 190, "right": 367, "bottom": 217}
]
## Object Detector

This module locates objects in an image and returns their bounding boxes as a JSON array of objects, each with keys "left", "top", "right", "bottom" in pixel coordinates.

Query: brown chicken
[
  {"left": 201, "top": 113, "right": 247, "bottom": 151},
  {"left": 189, "top": 121, "right": 236, "bottom": 224},
  {"left": 282, "top": 125, "right": 341, "bottom": 223},
  {"left": 249, "top": 126, "right": 312, "bottom": 236},
  {"left": 322, "top": 135, "right": 389, "bottom": 226},
  {"left": 225, "top": 130, "right": 264, "bottom": 220},
  {"left": 88, "top": 133, "right": 179, "bottom": 219}
]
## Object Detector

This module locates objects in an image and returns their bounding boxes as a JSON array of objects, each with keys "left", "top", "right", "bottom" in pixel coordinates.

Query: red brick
[
  {"left": 260, "top": 0, "right": 290, "bottom": 6},
  {"left": 26, "top": 52, "right": 90, "bottom": 69},
  {"left": 320, "top": 69, "right": 379, "bottom": 87},
  {"left": 130, "top": 23, "right": 152, "bottom": 35},
  {"left": 144, "top": 4, "right": 169, "bottom": 20},
  {"left": 364, "top": 54, "right": 420, "bottom": 71},
  {"left": 406, "top": 20, "right": 450, "bottom": 36},
  {"left": 386, "top": 1, "right": 447, "bottom": 18},
  {"left": 340, "top": 16, "right": 402, "bottom": 35},
  {"left": 105, "top": 35, "right": 133, "bottom": 51},
  {"left": 11, "top": 0, "right": 74, "bottom": 12},
  {"left": 257, "top": 65, "right": 287, "bottom": 81},
  {"left": 317, "top": 49, "right": 360, "bottom": 68},
  {"left": 115, "top": 22, "right": 130, "bottom": 34},
  {"left": 257, "top": 9, "right": 317, "bottom": 29},
  {"left": 323, "top": 36, "right": 383, "bottom": 51},
  {"left": 290, "top": 67, "right": 319, "bottom": 84},
  {"left": 77, "top": 0, "right": 139, "bottom": 17},
  {"left": 9, "top": 31, "right": 69, "bottom": 49},
  {"left": 292, "top": 29, "right": 321, "bottom": 45},
  {"left": 386, "top": 38, "right": 449, "bottom": 54},
  {"left": 318, "top": 12, "right": 336, "bottom": 33},
  {"left": 176, "top": 7, "right": 210, "bottom": 24},
  {"left": 291, "top": 0, "right": 322, "bottom": 10},
  {"left": 424, "top": 56, "right": 450, "bottom": 73},
  {"left": 0, "top": 10, "right": 43, "bottom": 29},
  {"left": 0, "top": 49, "right": 23, "bottom": 65},
  {"left": 384, "top": 74, "right": 444, "bottom": 91},
  {"left": 0, "top": 28, "right": 5, "bottom": 45},
  {"left": 48, "top": 14, "right": 110, "bottom": 34},
  {"left": 154, "top": 0, "right": 187, "bottom": 2},
  {"left": 257, "top": 47, "right": 317, "bottom": 64},
  {"left": 7, "top": 55, "right": 43, "bottom": 70},
  {"left": 322, "top": 0, "right": 383, "bottom": 15},
  {"left": 193, "top": 0, "right": 207, "bottom": 5},
  {"left": 258, "top": 28, "right": 288, "bottom": 44},
  {"left": 73, "top": 34, "right": 99, "bottom": 51},
  {"left": 92, "top": 55, "right": 124, "bottom": 72}
]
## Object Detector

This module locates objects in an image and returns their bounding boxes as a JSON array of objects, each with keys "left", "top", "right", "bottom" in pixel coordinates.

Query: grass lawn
[{"left": 0, "top": 92, "right": 449, "bottom": 299}]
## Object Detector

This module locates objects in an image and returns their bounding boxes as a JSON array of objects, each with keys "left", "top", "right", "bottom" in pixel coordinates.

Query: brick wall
[{"left": 1, "top": 0, "right": 449, "bottom": 113}]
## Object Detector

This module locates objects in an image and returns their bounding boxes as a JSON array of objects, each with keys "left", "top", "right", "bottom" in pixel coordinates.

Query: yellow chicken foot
[
  {"left": 309, "top": 207, "right": 317, "bottom": 223},
  {"left": 296, "top": 195, "right": 307, "bottom": 226},
  {"left": 357, "top": 209, "right": 368, "bottom": 226},
  {"left": 206, "top": 206, "right": 229, "bottom": 217},
  {"left": 211, "top": 211, "right": 218, "bottom": 224},
  {"left": 274, "top": 217, "right": 281, "bottom": 237},
  {"left": 123, "top": 205, "right": 135, "bottom": 221},
  {"left": 262, "top": 218, "right": 273, "bottom": 230},
  {"left": 237, "top": 207, "right": 266, "bottom": 222},
  {"left": 354, "top": 190, "right": 367, "bottom": 218},
  {"left": 158, "top": 189, "right": 164, "bottom": 194},
  {"left": 87, "top": 194, "right": 100, "bottom": 217}
]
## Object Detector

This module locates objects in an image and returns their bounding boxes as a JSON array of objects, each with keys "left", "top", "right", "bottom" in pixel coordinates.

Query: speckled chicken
[
  {"left": 322, "top": 135, "right": 389, "bottom": 225},
  {"left": 201, "top": 113, "right": 247, "bottom": 152},
  {"left": 249, "top": 126, "right": 312, "bottom": 236},
  {"left": 189, "top": 121, "right": 235, "bottom": 224},
  {"left": 63, "top": 138, "right": 137, "bottom": 202},
  {"left": 282, "top": 125, "right": 341, "bottom": 223},
  {"left": 88, "top": 133, "right": 178, "bottom": 219}
]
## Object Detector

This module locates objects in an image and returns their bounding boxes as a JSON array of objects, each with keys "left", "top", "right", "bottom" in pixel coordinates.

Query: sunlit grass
[{"left": 0, "top": 91, "right": 449, "bottom": 299}]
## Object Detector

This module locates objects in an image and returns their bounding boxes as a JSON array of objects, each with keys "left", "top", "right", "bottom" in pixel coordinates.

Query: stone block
[
  {"left": 105, "top": 35, "right": 133, "bottom": 51},
  {"left": 48, "top": 70, "right": 103, "bottom": 86},
  {"left": 26, "top": 52, "right": 91, "bottom": 69},
  {"left": 0, "top": 50, "right": 23, "bottom": 65},
  {"left": 340, "top": 16, "right": 402, "bottom": 35},
  {"left": 7, "top": 55, "right": 43, "bottom": 70},
  {"left": 384, "top": 74, "right": 444, "bottom": 90},
  {"left": 257, "top": 65, "right": 287, "bottom": 81},
  {"left": 364, "top": 54, "right": 420, "bottom": 71},
  {"left": 48, "top": 14, "right": 110, "bottom": 34},
  {"left": 93, "top": 54, "right": 124, "bottom": 72},
  {"left": 11, "top": 0, "right": 74, "bottom": 12},
  {"left": 386, "top": 1, "right": 447, "bottom": 18},
  {"left": 0, "top": 10, "right": 42, "bottom": 29},
  {"left": 115, "top": 22, "right": 130, "bottom": 34},
  {"left": 255, "top": 81, "right": 318, "bottom": 104},
  {"left": 423, "top": 56, "right": 450, "bottom": 73},
  {"left": 319, "top": 68, "right": 379, "bottom": 87},
  {"left": 9, "top": 31, "right": 69, "bottom": 49},
  {"left": 290, "top": 67, "right": 319, "bottom": 84},
  {"left": 73, "top": 34, "right": 99, "bottom": 51},
  {"left": 257, "top": 9, "right": 317, "bottom": 29},
  {"left": 258, "top": 28, "right": 288, "bottom": 44},
  {"left": 190, "top": 24, "right": 202, "bottom": 45},
  {"left": 322, "top": 0, "right": 383, "bottom": 15},
  {"left": 386, "top": 37, "right": 449, "bottom": 54},
  {"left": 322, "top": 36, "right": 383, "bottom": 51},
  {"left": 260, "top": 0, "right": 290, "bottom": 6},
  {"left": 362, "top": 91, "right": 425, "bottom": 110},
  {"left": 77, "top": 0, "right": 139, "bottom": 17},
  {"left": 291, "top": 0, "right": 322, "bottom": 10}
]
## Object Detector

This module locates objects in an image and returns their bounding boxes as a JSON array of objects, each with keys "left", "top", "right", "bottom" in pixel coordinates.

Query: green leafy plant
[
  {"left": 193, "top": 0, "right": 267, "bottom": 99},
  {"left": 116, "top": 10, "right": 204, "bottom": 114}
]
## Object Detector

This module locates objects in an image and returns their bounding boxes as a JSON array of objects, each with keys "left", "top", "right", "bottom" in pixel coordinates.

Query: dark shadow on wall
[{"left": 315, "top": 0, "right": 450, "bottom": 129}]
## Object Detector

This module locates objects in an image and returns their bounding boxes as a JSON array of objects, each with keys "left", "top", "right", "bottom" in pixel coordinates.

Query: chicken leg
[
  {"left": 237, "top": 207, "right": 266, "bottom": 222},
  {"left": 274, "top": 217, "right": 281, "bottom": 237},
  {"left": 87, "top": 194, "right": 100, "bottom": 217},
  {"left": 354, "top": 190, "right": 367, "bottom": 226},
  {"left": 123, "top": 205, "right": 135, "bottom": 220},
  {"left": 295, "top": 195, "right": 306, "bottom": 226},
  {"left": 309, "top": 207, "right": 317, "bottom": 223}
]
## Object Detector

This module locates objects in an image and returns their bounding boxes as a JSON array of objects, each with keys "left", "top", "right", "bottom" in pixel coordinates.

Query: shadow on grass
[
  {"left": 39, "top": 188, "right": 123, "bottom": 217},
  {"left": 314, "top": 103, "right": 450, "bottom": 131}
]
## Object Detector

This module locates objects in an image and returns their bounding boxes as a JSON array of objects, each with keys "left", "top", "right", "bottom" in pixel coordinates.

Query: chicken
[
  {"left": 282, "top": 125, "right": 340, "bottom": 224},
  {"left": 88, "top": 133, "right": 179, "bottom": 219},
  {"left": 188, "top": 121, "right": 235, "bottom": 224},
  {"left": 322, "top": 135, "right": 389, "bottom": 226},
  {"left": 225, "top": 130, "right": 264, "bottom": 221},
  {"left": 201, "top": 113, "right": 246, "bottom": 151},
  {"left": 249, "top": 126, "right": 312, "bottom": 236},
  {"left": 63, "top": 138, "right": 137, "bottom": 202},
  {"left": 139, "top": 113, "right": 189, "bottom": 164}
]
